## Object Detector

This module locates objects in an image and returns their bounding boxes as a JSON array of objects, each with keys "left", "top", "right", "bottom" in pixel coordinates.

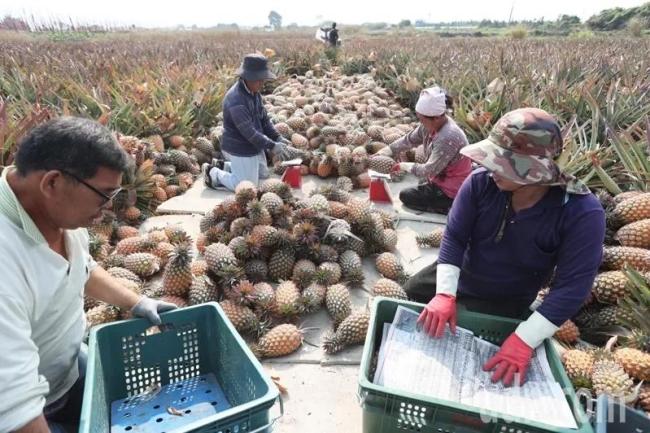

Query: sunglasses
[{"left": 60, "top": 169, "right": 123, "bottom": 205}]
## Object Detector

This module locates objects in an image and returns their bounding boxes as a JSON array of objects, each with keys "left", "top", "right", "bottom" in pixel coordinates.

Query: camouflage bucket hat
[{"left": 460, "top": 107, "right": 589, "bottom": 194}]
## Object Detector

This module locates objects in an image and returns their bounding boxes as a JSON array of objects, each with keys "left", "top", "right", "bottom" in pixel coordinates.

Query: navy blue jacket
[
  {"left": 221, "top": 80, "right": 280, "bottom": 157},
  {"left": 438, "top": 168, "right": 605, "bottom": 326}
]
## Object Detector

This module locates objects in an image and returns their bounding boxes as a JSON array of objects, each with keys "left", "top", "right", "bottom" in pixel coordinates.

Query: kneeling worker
[{"left": 203, "top": 53, "right": 299, "bottom": 191}]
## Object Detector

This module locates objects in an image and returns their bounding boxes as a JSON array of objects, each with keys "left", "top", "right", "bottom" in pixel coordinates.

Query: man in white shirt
[{"left": 0, "top": 117, "right": 176, "bottom": 433}]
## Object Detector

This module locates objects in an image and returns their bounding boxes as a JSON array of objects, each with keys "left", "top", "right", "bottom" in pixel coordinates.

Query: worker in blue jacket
[{"left": 410, "top": 108, "right": 605, "bottom": 387}]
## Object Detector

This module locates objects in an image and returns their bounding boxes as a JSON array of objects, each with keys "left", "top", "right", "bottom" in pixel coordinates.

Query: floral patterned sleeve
[
  {"left": 388, "top": 124, "right": 426, "bottom": 154},
  {"left": 411, "top": 126, "right": 468, "bottom": 179}
]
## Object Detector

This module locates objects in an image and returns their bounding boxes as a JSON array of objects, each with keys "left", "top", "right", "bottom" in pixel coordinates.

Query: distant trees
[
  {"left": 586, "top": 2, "right": 650, "bottom": 30},
  {"left": 398, "top": 19, "right": 412, "bottom": 28},
  {"left": 268, "top": 11, "right": 282, "bottom": 30},
  {"left": 0, "top": 15, "right": 29, "bottom": 31}
]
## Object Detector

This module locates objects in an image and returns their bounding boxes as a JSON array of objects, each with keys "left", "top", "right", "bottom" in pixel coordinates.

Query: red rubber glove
[
  {"left": 482, "top": 333, "right": 534, "bottom": 386},
  {"left": 390, "top": 163, "right": 401, "bottom": 174},
  {"left": 416, "top": 294, "right": 457, "bottom": 338}
]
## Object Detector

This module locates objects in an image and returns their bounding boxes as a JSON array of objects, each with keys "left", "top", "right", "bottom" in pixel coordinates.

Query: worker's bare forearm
[
  {"left": 84, "top": 266, "right": 141, "bottom": 310},
  {"left": 15, "top": 414, "right": 50, "bottom": 433}
]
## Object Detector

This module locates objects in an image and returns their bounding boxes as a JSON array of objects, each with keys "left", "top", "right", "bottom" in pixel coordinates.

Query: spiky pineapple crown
[
  {"left": 169, "top": 241, "right": 193, "bottom": 265},
  {"left": 293, "top": 222, "right": 320, "bottom": 246}
]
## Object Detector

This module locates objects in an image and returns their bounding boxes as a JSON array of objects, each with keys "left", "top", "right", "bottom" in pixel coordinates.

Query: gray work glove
[
  {"left": 272, "top": 141, "right": 292, "bottom": 161},
  {"left": 131, "top": 296, "right": 177, "bottom": 325}
]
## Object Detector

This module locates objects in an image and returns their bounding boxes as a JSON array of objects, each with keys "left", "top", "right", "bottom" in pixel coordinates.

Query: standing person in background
[
  {"left": 202, "top": 53, "right": 299, "bottom": 192},
  {"left": 377, "top": 86, "right": 472, "bottom": 215},
  {"left": 320, "top": 22, "right": 339, "bottom": 47}
]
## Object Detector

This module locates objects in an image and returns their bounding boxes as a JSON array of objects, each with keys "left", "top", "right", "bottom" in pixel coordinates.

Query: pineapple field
[{"left": 3, "top": 29, "right": 650, "bottom": 423}]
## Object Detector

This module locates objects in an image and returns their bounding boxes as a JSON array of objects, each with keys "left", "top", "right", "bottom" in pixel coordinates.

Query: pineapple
[
  {"left": 561, "top": 349, "right": 594, "bottom": 389},
  {"left": 88, "top": 232, "right": 110, "bottom": 263},
  {"left": 293, "top": 222, "right": 320, "bottom": 247},
  {"left": 259, "top": 178, "right": 291, "bottom": 200},
  {"left": 592, "top": 358, "right": 634, "bottom": 399},
  {"left": 416, "top": 228, "right": 445, "bottom": 248},
  {"left": 251, "top": 225, "right": 279, "bottom": 248},
  {"left": 116, "top": 225, "right": 139, "bottom": 240},
  {"left": 260, "top": 192, "right": 284, "bottom": 215},
  {"left": 318, "top": 262, "right": 342, "bottom": 285},
  {"left": 376, "top": 252, "right": 408, "bottom": 283},
  {"left": 592, "top": 305, "right": 633, "bottom": 327},
  {"left": 220, "top": 300, "right": 258, "bottom": 334},
  {"left": 268, "top": 248, "right": 295, "bottom": 282},
  {"left": 329, "top": 201, "right": 349, "bottom": 219},
  {"left": 162, "top": 243, "right": 193, "bottom": 297},
  {"left": 368, "top": 155, "right": 395, "bottom": 174},
  {"left": 613, "top": 348, "right": 650, "bottom": 381},
  {"left": 230, "top": 217, "right": 253, "bottom": 237},
  {"left": 616, "top": 219, "right": 650, "bottom": 248},
  {"left": 152, "top": 242, "right": 174, "bottom": 267},
  {"left": 90, "top": 213, "right": 116, "bottom": 239},
  {"left": 251, "top": 282, "right": 276, "bottom": 312},
  {"left": 115, "top": 236, "right": 152, "bottom": 256},
  {"left": 84, "top": 295, "right": 100, "bottom": 312},
  {"left": 223, "top": 280, "right": 255, "bottom": 305},
  {"left": 317, "top": 155, "right": 335, "bottom": 178},
  {"left": 592, "top": 271, "right": 630, "bottom": 304},
  {"left": 164, "top": 225, "right": 190, "bottom": 245},
  {"left": 188, "top": 276, "right": 218, "bottom": 305},
  {"left": 326, "top": 284, "right": 352, "bottom": 329},
  {"left": 301, "top": 282, "right": 327, "bottom": 313},
  {"left": 191, "top": 259, "right": 208, "bottom": 277},
  {"left": 247, "top": 200, "right": 273, "bottom": 226},
  {"left": 274, "top": 281, "right": 302, "bottom": 319},
  {"left": 234, "top": 181, "right": 258, "bottom": 207},
  {"left": 346, "top": 198, "right": 372, "bottom": 224},
  {"left": 146, "top": 229, "right": 169, "bottom": 244},
  {"left": 618, "top": 269, "right": 650, "bottom": 352},
  {"left": 257, "top": 324, "right": 303, "bottom": 358},
  {"left": 554, "top": 320, "right": 580, "bottom": 344},
  {"left": 601, "top": 246, "right": 650, "bottom": 271},
  {"left": 307, "top": 194, "right": 330, "bottom": 214},
  {"left": 103, "top": 254, "right": 126, "bottom": 269},
  {"left": 86, "top": 304, "right": 120, "bottom": 327},
  {"left": 107, "top": 266, "right": 141, "bottom": 283},
  {"left": 336, "top": 176, "right": 354, "bottom": 194},
  {"left": 292, "top": 259, "right": 317, "bottom": 288},
  {"left": 245, "top": 259, "right": 269, "bottom": 283},
  {"left": 339, "top": 250, "right": 364, "bottom": 285},
  {"left": 611, "top": 193, "right": 650, "bottom": 226},
  {"left": 322, "top": 310, "right": 370, "bottom": 354},
  {"left": 382, "top": 229, "right": 398, "bottom": 251},
  {"left": 123, "top": 253, "right": 160, "bottom": 278},
  {"left": 372, "top": 278, "right": 408, "bottom": 300},
  {"left": 160, "top": 295, "right": 188, "bottom": 308},
  {"left": 204, "top": 243, "right": 239, "bottom": 274}
]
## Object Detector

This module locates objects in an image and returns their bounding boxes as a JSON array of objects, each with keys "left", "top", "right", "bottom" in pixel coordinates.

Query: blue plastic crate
[{"left": 80, "top": 303, "right": 282, "bottom": 433}]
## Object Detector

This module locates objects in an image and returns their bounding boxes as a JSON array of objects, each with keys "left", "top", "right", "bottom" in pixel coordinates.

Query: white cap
[{"left": 415, "top": 86, "right": 447, "bottom": 117}]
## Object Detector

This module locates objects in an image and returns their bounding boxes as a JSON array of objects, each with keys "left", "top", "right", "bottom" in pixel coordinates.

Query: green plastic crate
[
  {"left": 358, "top": 297, "right": 594, "bottom": 433},
  {"left": 79, "top": 302, "right": 281, "bottom": 433},
  {"left": 593, "top": 395, "right": 650, "bottom": 433}
]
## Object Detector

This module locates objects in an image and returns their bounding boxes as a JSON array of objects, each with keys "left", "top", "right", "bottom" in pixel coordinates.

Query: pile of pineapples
[
  {"left": 85, "top": 176, "right": 417, "bottom": 359},
  {"left": 106, "top": 133, "right": 217, "bottom": 223},
  {"left": 208, "top": 71, "right": 427, "bottom": 187},
  {"left": 195, "top": 178, "right": 417, "bottom": 358},
  {"left": 554, "top": 190, "right": 650, "bottom": 416}
]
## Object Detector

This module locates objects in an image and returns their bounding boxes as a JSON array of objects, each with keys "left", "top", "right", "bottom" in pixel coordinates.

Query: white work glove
[
  {"left": 514, "top": 311, "right": 560, "bottom": 349},
  {"left": 131, "top": 296, "right": 177, "bottom": 325},
  {"left": 376, "top": 146, "right": 393, "bottom": 157},
  {"left": 435, "top": 263, "right": 460, "bottom": 296}
]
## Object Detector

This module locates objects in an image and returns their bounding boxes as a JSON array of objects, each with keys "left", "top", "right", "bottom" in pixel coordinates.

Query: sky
[{"left": 1, "top": 0, "right": 646, "bottom": 28}]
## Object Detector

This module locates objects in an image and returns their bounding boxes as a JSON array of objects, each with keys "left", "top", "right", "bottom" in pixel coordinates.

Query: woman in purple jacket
[{"left": 409, "top": 108, "right": 605, "bottom": 387}]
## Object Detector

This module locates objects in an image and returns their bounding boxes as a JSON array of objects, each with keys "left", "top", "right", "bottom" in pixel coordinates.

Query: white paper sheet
[{"left": 373, "top": 306, "right": 577, "bottom": 429}]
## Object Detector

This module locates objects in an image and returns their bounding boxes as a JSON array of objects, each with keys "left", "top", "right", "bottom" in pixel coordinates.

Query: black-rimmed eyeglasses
[{"left": 60, "top": 169, "right": 123, "bottom": 204}]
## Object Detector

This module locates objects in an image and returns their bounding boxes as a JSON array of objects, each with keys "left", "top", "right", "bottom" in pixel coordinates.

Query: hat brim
[
  {"left": 236, "top": 67, "right": 276, "bottom": 81},
  {"left": 460, "top": 138, "right": 563, "bottom": 185}
]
